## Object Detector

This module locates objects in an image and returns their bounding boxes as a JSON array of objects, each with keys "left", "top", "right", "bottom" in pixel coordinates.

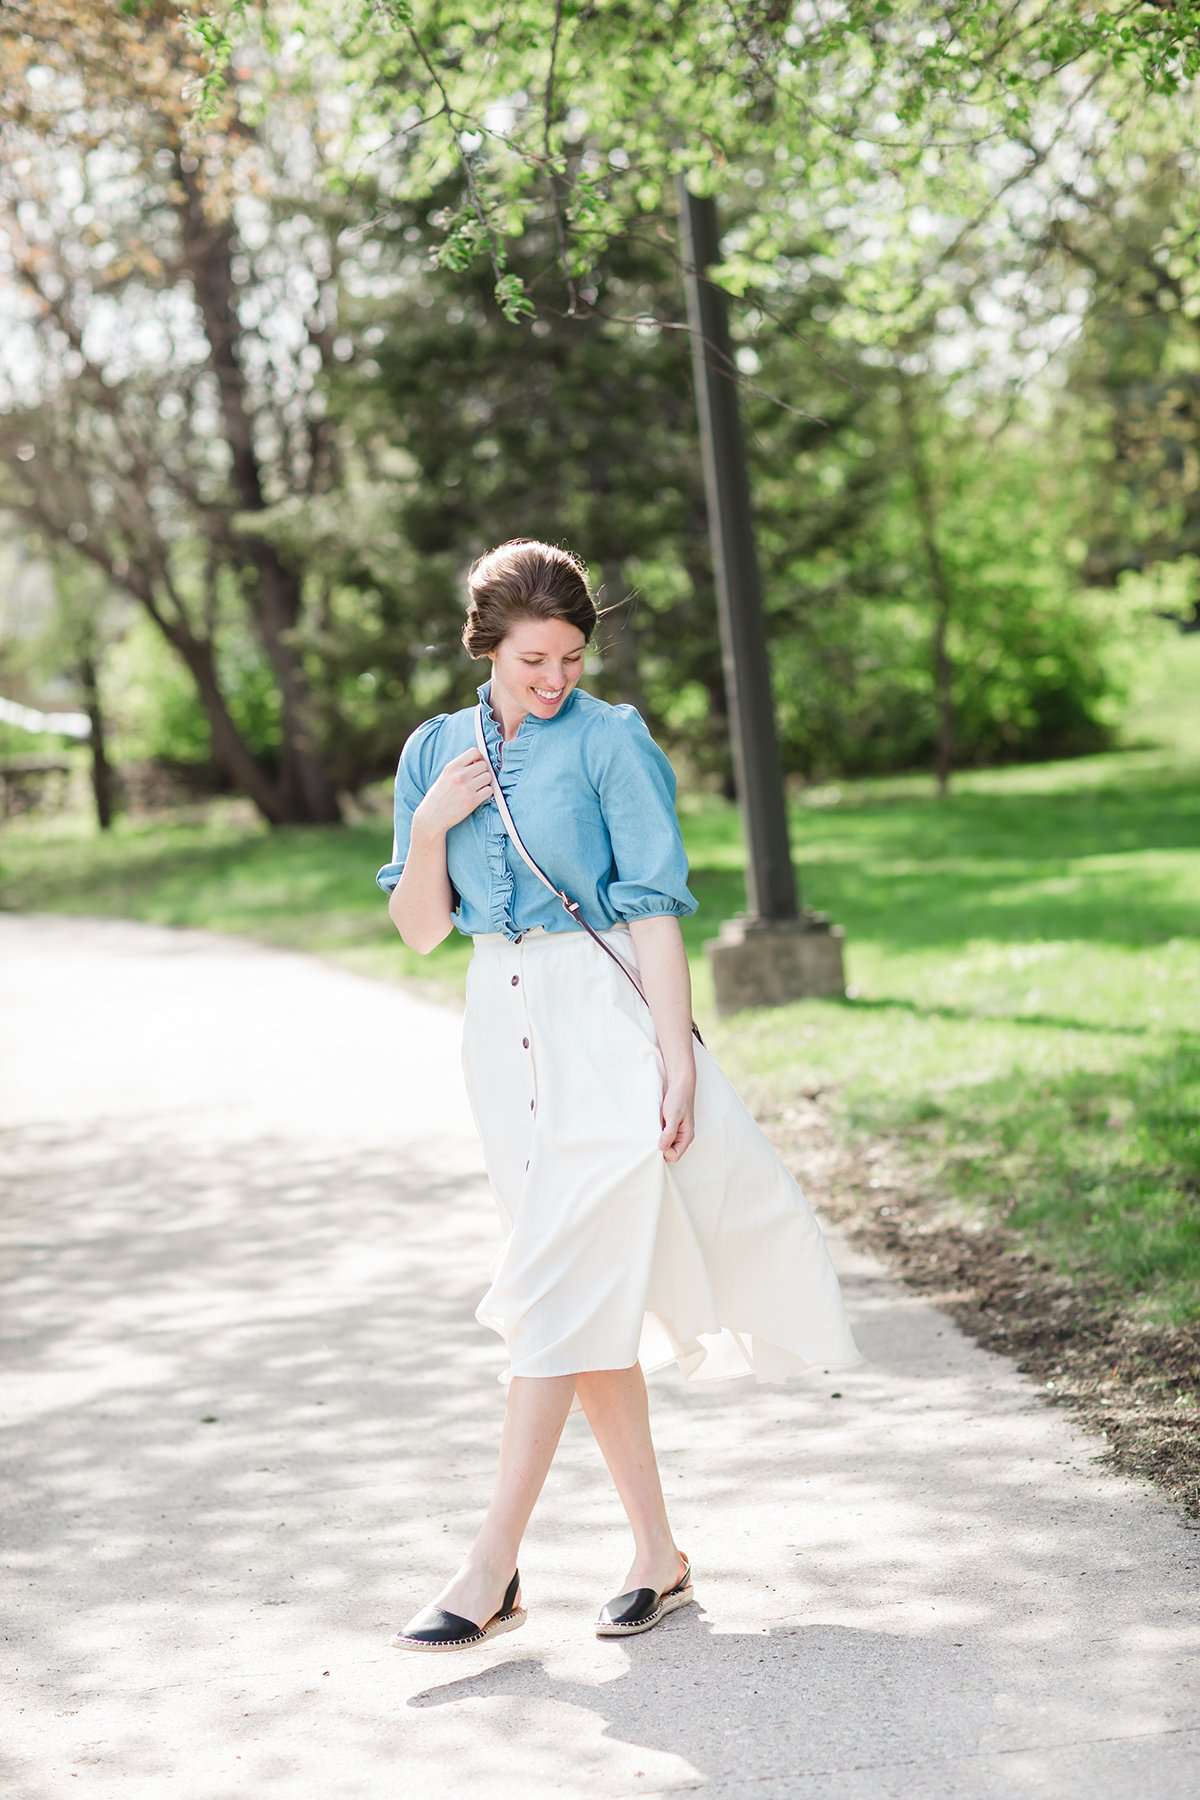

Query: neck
[{"left": 487, "top": 677, "right": 529, "bottom": 742}]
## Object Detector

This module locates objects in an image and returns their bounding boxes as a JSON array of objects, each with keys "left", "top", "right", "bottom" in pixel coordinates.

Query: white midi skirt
[{"left": 460, "top": 921, "right": 865, "bottom": 1417}]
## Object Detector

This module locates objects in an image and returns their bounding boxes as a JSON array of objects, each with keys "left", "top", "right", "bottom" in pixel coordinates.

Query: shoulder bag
[{"left": 474, "top": 703, "right": 705, "bottom": 1047}]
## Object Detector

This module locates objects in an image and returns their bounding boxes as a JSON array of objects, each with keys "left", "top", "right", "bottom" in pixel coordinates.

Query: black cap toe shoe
[
  {"left": 595, "top": 1552, "right": 694, "bottom": 1637},
  {"left": 390, "top": 1569, "right": 525, "bottom": 1652}
]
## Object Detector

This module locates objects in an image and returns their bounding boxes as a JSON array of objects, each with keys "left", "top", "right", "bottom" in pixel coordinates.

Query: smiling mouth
[{"left": 532, "top": 686, "right": 564, "bottom": 701}]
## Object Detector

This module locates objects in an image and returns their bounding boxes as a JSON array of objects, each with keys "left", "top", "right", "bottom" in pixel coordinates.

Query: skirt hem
[{"left": 489, "top": 1319, "right": 868, "bottom": 1416}]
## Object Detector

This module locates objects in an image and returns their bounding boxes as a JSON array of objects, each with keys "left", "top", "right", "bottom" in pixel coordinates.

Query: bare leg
[
  {"left": 414, "top": 1371, "right": 576, "bottom": 1626},
  {"left": 574, "top": 1362, "right": 687, "bottom": 1595}
]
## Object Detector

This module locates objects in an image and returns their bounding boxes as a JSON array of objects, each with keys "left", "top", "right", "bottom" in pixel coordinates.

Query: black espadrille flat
[
  {"left": 390, "top": 1568, "right": 525, "bottom": 1652},
  {"left": 595, "top": 1551, "right": 694, "bottom": 1637}
]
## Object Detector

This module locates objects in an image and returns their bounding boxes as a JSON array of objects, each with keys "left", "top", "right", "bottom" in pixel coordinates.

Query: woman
[{"left": 376, "top": 538, "right": 864, "bottom": 1653}]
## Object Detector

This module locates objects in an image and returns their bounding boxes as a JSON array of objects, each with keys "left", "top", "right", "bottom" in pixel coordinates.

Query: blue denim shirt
[{"left": 375, "top": 676, "right": 700, "bottom": 941}]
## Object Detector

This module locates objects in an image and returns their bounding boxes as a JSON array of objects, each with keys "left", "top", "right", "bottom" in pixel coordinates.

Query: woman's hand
[
  {"left": 658, "top": 1065, "right": 696, "bottom": 1163},
  {"left": 415, "top": 748, "right": 495, "bottom": 834},
  {"left": 625, "top": 917, "right": 698, "bottom": 1163}
]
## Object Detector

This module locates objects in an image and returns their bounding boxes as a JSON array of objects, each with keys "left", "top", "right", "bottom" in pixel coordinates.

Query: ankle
[
  {"left": 464, "top": 1541, "right": 520, "bottom": 1576},
  {"left": 631, "top": 1531, "right": 680, "bottom": 1563}
]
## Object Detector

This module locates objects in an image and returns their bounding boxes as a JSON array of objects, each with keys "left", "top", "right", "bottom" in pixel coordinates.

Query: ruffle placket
[{"left": 477, "top": 681, "right": 537, "bottom": 938}]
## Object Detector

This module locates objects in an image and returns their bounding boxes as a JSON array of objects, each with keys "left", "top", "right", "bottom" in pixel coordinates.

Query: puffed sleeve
[
  {"left": 594, "top": 705, "right": 700, "bottom": 922},
  {"left": 375, "top": 714, "right": 447, "bottom": 896}
]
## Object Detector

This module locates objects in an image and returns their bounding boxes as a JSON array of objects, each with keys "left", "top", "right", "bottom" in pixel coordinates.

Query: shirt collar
[{"left": 476, "top": 675, "right": 580, "bottom": 731}]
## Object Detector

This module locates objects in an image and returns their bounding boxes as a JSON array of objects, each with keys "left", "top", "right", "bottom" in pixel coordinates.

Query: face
[{"left": 490, "top": 617, "right": 587, "bottom": 716}]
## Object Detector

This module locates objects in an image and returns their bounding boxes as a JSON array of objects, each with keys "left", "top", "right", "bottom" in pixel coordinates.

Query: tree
[
  {"left": 0, "top": 1, "right": 350, "bottom": 821},
  {"left": 184, "top": 3, "right": 1200, "bottom": 330},
  {"left": 1049, "top": 164, "right": 1200, "bottom": 627}
]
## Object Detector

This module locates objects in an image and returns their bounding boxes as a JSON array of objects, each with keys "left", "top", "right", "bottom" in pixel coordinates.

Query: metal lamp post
[{"left": 676, "top": 173, "right": 846, "bottom": 1011}]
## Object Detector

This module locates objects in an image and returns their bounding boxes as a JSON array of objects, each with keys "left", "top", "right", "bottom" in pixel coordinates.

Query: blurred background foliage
[{"left": 0, "top": 1, "right": 1198, "bottom": 821}]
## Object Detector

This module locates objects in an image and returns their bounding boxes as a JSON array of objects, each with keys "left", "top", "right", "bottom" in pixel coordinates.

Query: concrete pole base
[{"left": 704, "top": 910, "right": 847, "bottom": 1014}]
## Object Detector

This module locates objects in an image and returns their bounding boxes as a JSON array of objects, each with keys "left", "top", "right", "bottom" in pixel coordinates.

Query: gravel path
[{"left": 2, "top": 914, "right": 1196, "bottom": 1800}]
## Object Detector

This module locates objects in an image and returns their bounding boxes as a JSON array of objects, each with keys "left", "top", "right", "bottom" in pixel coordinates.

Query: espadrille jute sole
[
  {"left": 389, "top": 1604, "right": 527, "bottom": 1652},
  {"left": 594, "top": 1583, "right": 694, "bottom": 1637}
]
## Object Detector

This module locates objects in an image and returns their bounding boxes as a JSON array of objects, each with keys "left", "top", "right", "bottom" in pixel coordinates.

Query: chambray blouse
[{"left": 375, "top": 676, "right": 700, "bottom": 941}]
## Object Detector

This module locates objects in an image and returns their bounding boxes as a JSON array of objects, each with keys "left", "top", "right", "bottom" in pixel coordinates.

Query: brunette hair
[{"left": 461, "top": 538, "right": 599, "bottom": 657}]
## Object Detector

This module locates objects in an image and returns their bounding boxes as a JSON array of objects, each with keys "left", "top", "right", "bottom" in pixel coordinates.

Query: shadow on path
[{"left": 2, "top": 916, "right": 1198, "bottom": 1800}]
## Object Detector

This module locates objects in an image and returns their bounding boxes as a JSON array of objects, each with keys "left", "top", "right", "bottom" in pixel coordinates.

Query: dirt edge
[{"left": 762, "top": 1090, "right": 1200, "bottom": 1523}]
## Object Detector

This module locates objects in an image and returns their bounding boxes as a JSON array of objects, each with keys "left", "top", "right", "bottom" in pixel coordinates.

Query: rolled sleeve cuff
[{"left": 614, "top": 893, "right": 699, "bottom": 923}]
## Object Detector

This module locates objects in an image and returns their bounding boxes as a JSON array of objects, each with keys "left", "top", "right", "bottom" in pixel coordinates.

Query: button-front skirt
[{"left": 460, "top": 922, "right": 865, "bottom": 1415}]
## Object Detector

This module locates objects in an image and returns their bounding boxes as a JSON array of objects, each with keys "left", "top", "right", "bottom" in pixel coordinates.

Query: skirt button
[
  {"left": 522, "top": 1036, "right": 529, "bottom": 1048},
  {"left": 529, "top": 1098, "right": 535, "bottom": 1110},
  {"left": 511, "top": 974, "right": 519, "bottom": 986}
]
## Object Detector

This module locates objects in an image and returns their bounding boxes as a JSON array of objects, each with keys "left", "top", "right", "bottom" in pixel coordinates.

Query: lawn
[
  {"left": 713, "top": 739, "right": 1199, "bottom": 1329},
  {"left": 4, "top": 638, "right": 1197, "bottom": 1327}
]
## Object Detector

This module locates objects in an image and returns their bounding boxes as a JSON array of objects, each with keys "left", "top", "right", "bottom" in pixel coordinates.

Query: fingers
[{"left": 659, "top": 1109, "right": 695, "bottom": 1161}]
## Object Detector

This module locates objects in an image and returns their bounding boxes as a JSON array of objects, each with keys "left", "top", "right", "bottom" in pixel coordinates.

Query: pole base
[{"left": 704, "top": 910, "right": 846, "bottom": 1014}]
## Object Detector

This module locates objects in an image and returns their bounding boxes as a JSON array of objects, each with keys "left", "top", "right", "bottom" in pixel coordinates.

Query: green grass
[
  {"left": 4, "top": 640, "right": 1198, "bottom": 1324},
  {"left": 0, "top": 804, "right": 473, "bottom": 1000},
  {"left": 711, "top": 744, "right": 1199, "bottom": 1328}
]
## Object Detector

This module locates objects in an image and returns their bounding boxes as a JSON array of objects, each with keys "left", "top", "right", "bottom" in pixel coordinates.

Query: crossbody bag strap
[{"left": 474, "top": 703, "right": 704, "bottom": 1047}]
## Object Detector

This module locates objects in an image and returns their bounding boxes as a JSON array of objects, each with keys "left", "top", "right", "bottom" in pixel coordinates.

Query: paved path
[{"left": 2, "top": 914, "right": 1196, "bottom": 1800}]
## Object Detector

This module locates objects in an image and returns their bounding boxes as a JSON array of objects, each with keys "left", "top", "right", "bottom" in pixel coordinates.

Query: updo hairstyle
[{"left": 461, "top": 538, "right": 599, "bottom": 657}]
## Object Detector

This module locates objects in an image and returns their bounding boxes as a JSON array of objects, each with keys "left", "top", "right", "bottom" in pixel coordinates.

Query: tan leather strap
[{"left": 474, "top": 703, "right": 704, "bottom": 1046}]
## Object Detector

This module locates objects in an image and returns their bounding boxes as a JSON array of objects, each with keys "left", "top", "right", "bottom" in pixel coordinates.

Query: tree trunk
[
  {"left": 176, "top": 151, "right": 342, "bottom": 825},
  {"left": 78, "top": 652, "right": 114, "bottom": 830},
  {"left": 61, "top": 543, "right": 292, "bottom": 829},
  {"left": 248, "top": 554, "right": 343, "bottom": 823},
  {"left": 173, "top": 635, "right": 289, "bottom": 825}
]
